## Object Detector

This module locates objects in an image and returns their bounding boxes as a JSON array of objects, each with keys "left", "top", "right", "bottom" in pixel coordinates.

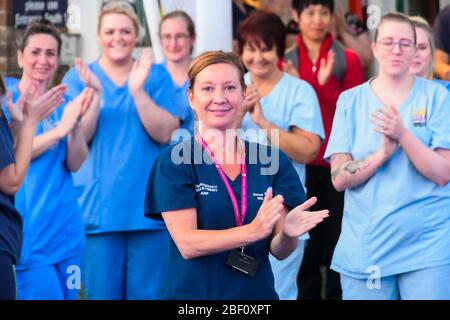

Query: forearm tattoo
[{"left": 331, "top": 159, "right": 370, "bottom": 181}]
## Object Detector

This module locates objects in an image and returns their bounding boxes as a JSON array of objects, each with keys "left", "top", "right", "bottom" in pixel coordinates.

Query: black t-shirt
[
  {"left": 0, "top": 112, "right": 22, "bottom": 263},
  {"left": 435, "top": 5, "right": 450, "bottom": 54}
]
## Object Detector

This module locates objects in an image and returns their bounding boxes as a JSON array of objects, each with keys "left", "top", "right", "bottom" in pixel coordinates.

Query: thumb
[
  {"left": 296, "top": 197, "right": 318, "bottom": 212},
  {"left": 263, "top": 187, "right": 273, "bottom": 204}
]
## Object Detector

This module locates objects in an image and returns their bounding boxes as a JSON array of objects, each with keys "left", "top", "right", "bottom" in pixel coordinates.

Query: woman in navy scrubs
[
  {"left": 145, "top": 51, "right": 329, "bottom": 300},
  {"left": 0, "top": 76, "right": 64, "bottom": 299}
]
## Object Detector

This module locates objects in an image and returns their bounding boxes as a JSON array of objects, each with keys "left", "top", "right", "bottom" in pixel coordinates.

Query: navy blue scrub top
[
  {"left": 145, "top": 137, "right": 305, "bottom": 300},
  {"left": 0, "top": 113, "right": 22, "bottom": 263}
]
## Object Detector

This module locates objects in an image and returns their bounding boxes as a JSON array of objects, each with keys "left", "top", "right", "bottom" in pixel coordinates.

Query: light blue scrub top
[
  {"left": 434, "top": 79, "right": 450, "bottom": 91},
  {"left": 62, "top": 61, "right": 180, "bottom": 234},
  {"left": 5, "top": 84, "right": 85, "bottom": 270},
  {"left": 241, "top": 72, "right": 325, "bottom": 190},
  {"left": 325, "top": 77, "right": 450, "bottom": 279}
]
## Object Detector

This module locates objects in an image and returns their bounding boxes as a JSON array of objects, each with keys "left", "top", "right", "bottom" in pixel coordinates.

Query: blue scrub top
[
  {"left": 6, "top": 84, "right": 85, "bottom": 270},
  {"left": 0, "top": 111, "right": 22, "bottom": 264},
  {"left": 62, "top": 61, "right": 181, "bottom": 233},
  {"left": 325, "top": 77, "right": 450, "bottom": 279},
  {"left": 145, "top": 137, "right": 306, "bottom": 299},
  {"left": 157, "top": 62, "right": 195, "bottom": 142}
]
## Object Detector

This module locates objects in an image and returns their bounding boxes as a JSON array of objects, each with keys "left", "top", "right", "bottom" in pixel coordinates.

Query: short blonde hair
[
  {"left": 98, "top": 1, "right": 140, "bottom": 36},
  {"left": 410, "top": 16, "right": 435, "bottom": 79},
  {"left": 188, "top": 51, "right": 246, "bottom": 92}
]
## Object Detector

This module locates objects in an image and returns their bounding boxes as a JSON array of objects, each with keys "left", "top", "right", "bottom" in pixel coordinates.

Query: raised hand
[
  {"left": 371, "top": 105, "right": 406, "bottom": 142},
  {"left": 56, "top": 88, "right": 94, "bottom": 137},
  {"left": 12, "top": 83, "right": 67, "bottom": 124},
  {"left": 282, "top": 197, "right": 329, "bottom": 237},
  {"left": 75, "top": 58, "right": 101, "bottom": 93},
  {"left": 317, "top": 50, "right": 335, "bottom": 85},
  {"left": 248, "top": 188, "right": 284, "bottom": 240},
  {"left": 243, "top": 85, "right": 266, "bottom": 126},
  {"left": 282, "top": 60, "right": 300, "bottom": 78},
  {"left": 128, "top": 48, "right": 153, "bottom": 94},
  {"left": 5, "top": 91, "right": 23, "bottom": 122}
]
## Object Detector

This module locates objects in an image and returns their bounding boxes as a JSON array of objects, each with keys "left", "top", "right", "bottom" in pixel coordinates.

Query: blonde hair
[
  {"left": 98, "top": 1, "right": 140, "bottom": 36},
  {"left": 188, "top": 51, "right": 246, "bottom": 91},
  {"left": 410, "top": 16, "right": 435, "bottom": 79}
]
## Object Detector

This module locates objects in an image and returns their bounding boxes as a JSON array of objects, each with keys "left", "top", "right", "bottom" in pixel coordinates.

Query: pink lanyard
[{"left": 198, "top": 135, "right": 247, "bottom": 226}]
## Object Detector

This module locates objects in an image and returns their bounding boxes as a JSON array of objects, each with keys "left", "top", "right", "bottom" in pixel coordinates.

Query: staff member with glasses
[
  {"left": 157, "top": 10, "right": 196, "bottom": 140},
  {"left": 325, "top": 13, "right": 450, "bottom": 300},
  {"left": 62, "top": 1, "right": 181, "bottom": 299}
]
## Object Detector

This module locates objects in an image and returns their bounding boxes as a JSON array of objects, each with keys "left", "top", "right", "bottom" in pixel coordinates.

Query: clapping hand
[
  {"left": 317, "top": 50, "right": 335, "bottom": 85},
  {"left": 282, "top": 197, "right": 329, "bottom": 237},
  {"left": 128, "top": 48, "right": 153, "bottom": 94},
  {"left": 243, "top": 85, "right": 266, "bottom": 126},
  {"left": 248, "top": 188, "right": 285, "bottom": 240},
  {"left": 6, "top": 83, "right": 67, "bottom": 124},
  {"left": 75, "top": 58, "right": 101, "bottom": 93},
  {"left": 56, "top": 88, "right": 94, "bottom": 137}
]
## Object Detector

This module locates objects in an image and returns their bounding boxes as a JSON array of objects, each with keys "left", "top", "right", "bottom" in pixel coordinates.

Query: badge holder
[{"left": 226, "top": 247, "right": 260, "bottom": 277}]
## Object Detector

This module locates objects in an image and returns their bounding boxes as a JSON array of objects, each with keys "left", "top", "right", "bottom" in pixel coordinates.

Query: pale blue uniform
[
  {"left": 62, "top": 61, "right": 180, "bottom": 299},
  {"left": 4, "top": 84, "right": 85, "bottom": 300},
  {"left": 325, "top": 77, "right": 450, "bottom": 300},
  {"left": 434, "top": 79, "right": 450, "bottom": 91},
  {"left": 241, "top": 73, "right": 325, "bottom": 300},
  {"left": 157, "top": 63, "right": 195, "bottom": 143}
]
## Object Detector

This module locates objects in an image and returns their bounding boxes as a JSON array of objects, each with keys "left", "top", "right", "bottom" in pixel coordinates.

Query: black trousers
[
  {"left": 297, "top": 165, "right": 344, "bottom": 300},
  {"left": 0, "top": 252, "right": 16, "bottom": 300}
]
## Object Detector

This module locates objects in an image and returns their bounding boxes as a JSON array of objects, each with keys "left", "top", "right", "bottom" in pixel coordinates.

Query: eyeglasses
[
  {"left": 160, "top": 33, "right": 191, "bottom": 42},
  {"left": 377, "top": 39, "right": 415, "bottom": 53}
]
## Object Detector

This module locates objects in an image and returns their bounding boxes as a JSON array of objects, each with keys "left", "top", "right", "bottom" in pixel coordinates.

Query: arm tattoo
[
  {"left": 343, "top": 160, "right": 369, "bottom": 174},
  {"left": 331, "top": 159, "right": 370, "bottom": 181}
]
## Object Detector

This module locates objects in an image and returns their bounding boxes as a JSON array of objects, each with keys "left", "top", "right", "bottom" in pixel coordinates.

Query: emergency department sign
[{"left": 13, "top": 0, "right": 68, "bottom": 28}]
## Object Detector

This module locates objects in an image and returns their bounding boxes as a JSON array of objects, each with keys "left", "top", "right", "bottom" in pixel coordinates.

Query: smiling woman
[
  {"left": 61, "top": 1, "right": 185, "bottom": 300},
  {"left": 325, "top": 12, "right": 450, "bottom": 300},
  {"left": 3, "top": 18, "right": 97, "bottom": 300},
  {"left": 157, "top": 11, "right": 196, "bottom": 139},
  {"left": 144, "top": 51, "right": 329, "bottom": 300},
  {"left": 236, "top": 11, "right": 325, "bottom": 300}
]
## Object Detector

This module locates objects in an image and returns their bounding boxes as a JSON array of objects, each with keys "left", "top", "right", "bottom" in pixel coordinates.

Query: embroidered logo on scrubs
[
  {"left": 412, "top": 108, "right": 427, "bottom": 127},
  {"left": 195, "top": 183, "right": 218, "bottom": 196},
  {"left": 252, "top": 193, "right": 264, "bottom": 201}
]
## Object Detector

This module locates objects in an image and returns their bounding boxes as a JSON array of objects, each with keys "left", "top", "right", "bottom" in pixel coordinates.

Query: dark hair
[
  {"left": 18, "top": 19, "right": 62, "bottom": 54},
  {"left": 0, "top": 75, "right": 5, "bottom": 97},
  {"left": 160, "top": 10, "right": 196, "bottom": 39},
  {"left": 374, "top": 12, "right": 416, "bottom": 44},
  {"left": 292, "top": 0, "right": 334, "bottom": 15},
  {"left": 188, "top": 51, "right": 246, "bottom": 91},
  {"left": 237, "top": 11, "right": 286, "bottom": 58}
]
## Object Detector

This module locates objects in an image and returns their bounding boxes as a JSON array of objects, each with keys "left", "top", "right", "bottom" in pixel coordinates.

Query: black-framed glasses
[
  {"left": 101, "top": 0, "right": 137, "bottom": 13},
  {"left": 377, "top": 38, "right": 415, "bottom": 53}
]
